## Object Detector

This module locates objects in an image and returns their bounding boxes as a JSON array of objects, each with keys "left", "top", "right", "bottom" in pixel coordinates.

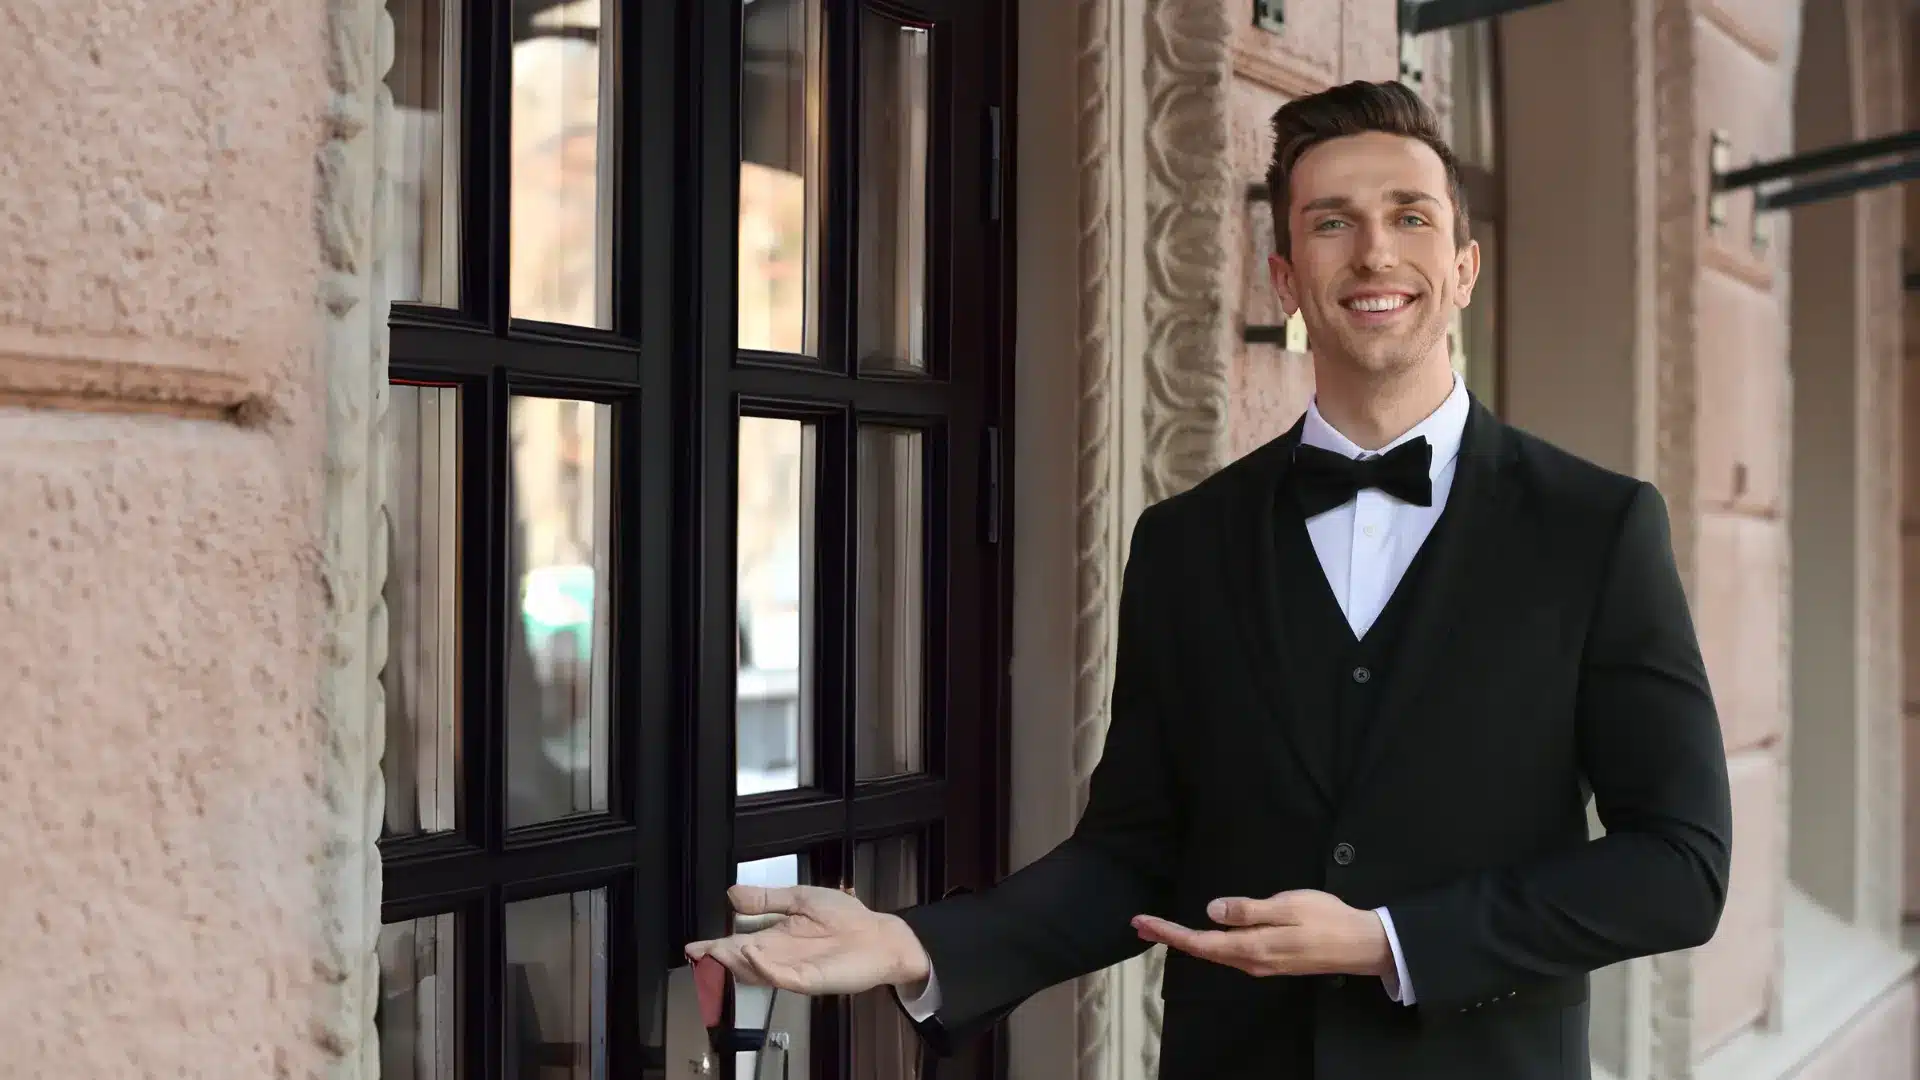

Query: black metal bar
[
  {"left": 986, "top": 105, "right": 1003, "bottom": 221},
  {"left": 1401, "top": 0, "right": 1565, "bottom": 35},
  {"left": 1717, "top": 129, "right": 1920, "bottom": 192},
  {"left": 1906, "top": 270, "right": 1920, "bottom": 293},
  {"left": 1245, "top": 325, "right": 1288, "bottom": 346},
  {"left": 1755, "top": 155, "right": 1920, "bottom": 212}
]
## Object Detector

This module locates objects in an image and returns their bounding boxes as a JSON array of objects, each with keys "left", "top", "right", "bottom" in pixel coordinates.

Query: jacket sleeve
[
  {"left": 1384, "top": 481, "right": 1734, "bottom": 1014},
  {"left": 893, "top": 503, "right": 1187, "bottom": 1052}
]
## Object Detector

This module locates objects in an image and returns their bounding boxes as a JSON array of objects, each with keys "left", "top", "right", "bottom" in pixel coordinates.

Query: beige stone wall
[
  {"left": 1690, "top": 0, "right": 1798, "bottom": 1053},
  {"left": 0, "top": 0, "right": 334, "bottom": 1076}
]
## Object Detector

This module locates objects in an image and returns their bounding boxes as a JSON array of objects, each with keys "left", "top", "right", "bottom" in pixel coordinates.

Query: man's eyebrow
[
  {"left": 1299, "top": 195, "right": 1354, "bottom": 214},
  {"left": 1298, "top": 190, "right": 1442, "bottom": 214}
]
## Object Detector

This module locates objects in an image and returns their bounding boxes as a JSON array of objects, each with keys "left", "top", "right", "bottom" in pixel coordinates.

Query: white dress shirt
[{"left": 899, "top": 373, "right": 1471, "bottom": 1020}]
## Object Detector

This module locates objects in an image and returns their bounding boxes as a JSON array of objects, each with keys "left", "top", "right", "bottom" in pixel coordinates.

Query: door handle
[
  {"left": 661, "top": 963, "right": 720, "bottom": 1078},
  {"left": 660, "top": 957, "right": 807, "bottom": 1080}
]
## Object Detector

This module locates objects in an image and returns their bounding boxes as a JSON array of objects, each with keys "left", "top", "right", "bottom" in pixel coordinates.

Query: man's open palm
[{"left": 684, "top": 884, "right": 931, "bottom": 997}]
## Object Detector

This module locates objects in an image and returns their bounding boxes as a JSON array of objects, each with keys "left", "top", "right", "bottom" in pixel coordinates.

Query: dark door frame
[
  {"left": 377, "top": 0, "right": 1017, "bottom": 1076},
  {"left": 681, "top": 1, "right": 1018, "bottom": 1076}
]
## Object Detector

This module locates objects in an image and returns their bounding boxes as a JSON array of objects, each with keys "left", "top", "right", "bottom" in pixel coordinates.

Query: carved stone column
[
  {"left": 1074, "top": 1, "right": 1117, "bottom": 1078},
  {"left": 316, "top": 0, "right": 395, "bottom": 1073}
]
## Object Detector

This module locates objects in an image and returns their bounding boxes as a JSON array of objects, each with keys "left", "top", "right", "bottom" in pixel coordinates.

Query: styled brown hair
[{"left": 1264, "top": 80, "right": 1470, "bottom": 258}]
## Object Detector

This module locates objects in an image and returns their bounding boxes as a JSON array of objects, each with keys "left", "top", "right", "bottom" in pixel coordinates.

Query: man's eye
[
  {"left": 1313, "top": 219, "right": 1348, "bottom": 231},
  {"left": 1400, "top": 214, "right": 1429, "bottom": 227}
]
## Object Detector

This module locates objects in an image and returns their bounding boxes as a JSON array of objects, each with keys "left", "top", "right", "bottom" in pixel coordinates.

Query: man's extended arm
[
  {"left": 890, "top": 505, "right": 1185, "bottom": 1048},
  {"left": 1384, "top": 481, "right": 1734, "bottom": 1013}
]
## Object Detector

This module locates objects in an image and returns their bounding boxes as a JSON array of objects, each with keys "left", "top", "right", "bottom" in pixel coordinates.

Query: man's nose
[{"left": 1355, "top": 222, "right": 1399, "bottom": 272}]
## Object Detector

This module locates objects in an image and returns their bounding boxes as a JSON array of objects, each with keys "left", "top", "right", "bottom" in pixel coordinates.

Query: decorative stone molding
[
  {"left": 315, "top": 0, "right": 394, "bottom": 1073},
  {"left": 1074, "top": 0, "right": 1117, "bottom": 1077},
  {"left": 1136, "top": 0, "right": 1235, "bottom": 1071},
  {"left": 1229, "top": 38, "right": 1335, "bottom": 98},
  {"left": 1228, "top": 18, "right": 1337, "bottom": 98},
  {"left": 1141, "top": 0, "right": 1235, "bottom": 507}
]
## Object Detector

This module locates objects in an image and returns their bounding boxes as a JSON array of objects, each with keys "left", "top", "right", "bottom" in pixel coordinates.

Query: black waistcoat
[{"left": 1271, "top": 480, "right": 1453, "bottom": 806}]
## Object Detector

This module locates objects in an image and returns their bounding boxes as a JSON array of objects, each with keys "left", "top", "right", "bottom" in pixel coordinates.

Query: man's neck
[{"left": 1310, "top": 356, "right": 1456, "bottom": 451}]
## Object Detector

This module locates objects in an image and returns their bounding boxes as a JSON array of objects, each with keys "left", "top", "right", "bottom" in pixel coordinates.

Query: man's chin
[{"left": 1318, "top": 341, "right": 1419, "bottom": 377}]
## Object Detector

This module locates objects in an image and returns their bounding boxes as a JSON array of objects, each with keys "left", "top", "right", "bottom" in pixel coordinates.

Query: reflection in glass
[
  {"left": 734, "top": 856, "right": 810, "bottom": 1080},
  {"left": 506, "top": 397, "right": 613, "bottom": 827},
  {"left": 510, "top": 0, "right": 614, "bottom": 328},
  {"left": 737, "top": 417, "right": 816, "bottom": 795},
  {"left": 739, "top": 0, "right": 824, "bottom": 356},
  {"left": 856, "top": 12, "right": 932, "bottom": 374},
  {"left": 387, "top": 0, "right": 461, "bottom": 305},
  {"left": 852, "top": 837, "right": 921, "bottom": 1080},
  {"left": 383, "top": 384, "right": 461, "bottom": 836},
  {"left": 378, "top": 914, "right": 462, "bottom": 1080},
  {"left": 855, "top": 426, "right": 925, "bottom": 780},
  {"left": 1447, "top": 20, "right": 1497, "bottom": 171},
  {"left": 503, "top": 890, "right": 609, "bottom": 1080}
]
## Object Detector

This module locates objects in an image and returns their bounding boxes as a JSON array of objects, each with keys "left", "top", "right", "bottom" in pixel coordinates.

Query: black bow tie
[{"left": 1288, "top": 438, "right": 1434, "bottom": 517}]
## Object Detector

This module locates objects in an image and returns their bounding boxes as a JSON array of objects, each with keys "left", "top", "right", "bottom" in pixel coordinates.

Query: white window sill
[{"left": 1693, "top": 888, "right": 1917, "bottom": 1080}]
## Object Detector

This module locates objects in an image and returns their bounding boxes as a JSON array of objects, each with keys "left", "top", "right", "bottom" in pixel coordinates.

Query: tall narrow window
[
  {"left": 510, "top": 0, "right": 617, "bottom": 328},
  {"left": 739, "top": 0, "right": 826, "bottom": 357},
  {"left": 387, "top": 0, "right": 462, "bottom": 306}
]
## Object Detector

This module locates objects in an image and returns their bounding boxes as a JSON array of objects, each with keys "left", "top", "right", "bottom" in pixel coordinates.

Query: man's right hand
[{"left": 684, "top": 884, "right": 933, "bottom": 998}]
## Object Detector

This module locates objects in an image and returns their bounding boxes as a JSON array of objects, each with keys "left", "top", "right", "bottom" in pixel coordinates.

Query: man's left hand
[{"left": 1132, "top": 889, "right": 1393, "bottom": 979}]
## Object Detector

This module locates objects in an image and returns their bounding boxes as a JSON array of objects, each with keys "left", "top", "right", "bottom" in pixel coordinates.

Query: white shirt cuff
[
  {"left": 1374, "top": 906, "right": 1417, "bottom": 1005},
  {"left": 896, "top": 966, "right": 943, "bottom": 1022}
]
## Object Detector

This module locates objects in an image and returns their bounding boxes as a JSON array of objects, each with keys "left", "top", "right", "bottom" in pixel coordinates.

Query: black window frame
[{"left": 376, "top": 0, "right": 1015, "bottom": 1077}]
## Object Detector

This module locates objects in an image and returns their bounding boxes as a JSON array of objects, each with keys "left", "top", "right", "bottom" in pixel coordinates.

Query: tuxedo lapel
[
  {"left": 1216, "top": 418, "right": 1338, "bottom": 811},
  {"left": 1343, "top": 397, "right": 1518, "bottom": 798}
]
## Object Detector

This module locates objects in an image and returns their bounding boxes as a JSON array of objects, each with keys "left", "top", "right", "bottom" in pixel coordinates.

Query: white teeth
[{"left": 1345, "top": 295, "right": 1410, "bottom": 313}]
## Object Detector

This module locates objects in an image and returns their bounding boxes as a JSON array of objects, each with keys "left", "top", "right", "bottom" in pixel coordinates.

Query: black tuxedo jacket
[{"left": 897, "top": 400, "right": 1734, "bottom": 1079}]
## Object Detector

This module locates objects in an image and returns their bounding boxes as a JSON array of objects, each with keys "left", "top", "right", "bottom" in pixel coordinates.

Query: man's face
[{"left": 1268, "top": 132, "right": 1479, "bottom": 380}]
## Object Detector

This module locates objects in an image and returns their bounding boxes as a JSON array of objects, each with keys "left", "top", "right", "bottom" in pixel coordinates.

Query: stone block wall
[{"left": 0, "top": 0, "right": 335, "bottom": 1075}]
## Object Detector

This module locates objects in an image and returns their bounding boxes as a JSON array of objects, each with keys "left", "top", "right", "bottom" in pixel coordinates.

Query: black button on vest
[{"left": 1271, "top": 479, "right": 1449, "bottom": 804}]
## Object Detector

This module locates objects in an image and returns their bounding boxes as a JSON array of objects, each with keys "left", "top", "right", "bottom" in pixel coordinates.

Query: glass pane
[
  {"left": 851, "top": 837, "right": 921, "bottom": 1080},
  {"left": 507, "top": 397, "right": 613, "bottom": 827},
  {"left": 1447, "top": 20, "right": 1497, "bottom": 171},
  {"left": 503, "top": 890, "right": 609, "bottom": 1080},
  {"left": 739, "top": 0, "right": 825, "bottom": 356},
  {"left": 387, "top": 0, "right": 461, "bottom": 306},
  {"left": 510, "top": 0, "right": 614, "bottom": 328},
  {"left": 855, "top": 11, "right": 932, "bottom": 374},
  {"left": 855, "top": 426, "right": 925, "bottom": 780},
  {"left": 378, "top": 914, "right": 462, "bottom": 1080},
  {"left": 737, "top": 417, "right": 816, "bottom": 795},
  {"left": 383, "top": 384, "right": 462, "bottom": 836},
  {"left": 734, "top": 857, "right": 811, "bottom": 1080}
]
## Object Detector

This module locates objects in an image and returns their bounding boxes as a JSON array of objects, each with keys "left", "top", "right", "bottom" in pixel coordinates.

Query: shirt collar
[{"left": 1299, "top": 372, "right": 1468, "bottom": 480}]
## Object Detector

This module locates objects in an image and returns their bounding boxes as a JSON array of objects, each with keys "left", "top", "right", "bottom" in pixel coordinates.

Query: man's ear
[
  {"left": 1453, "top": 238, "right": 1482, "bottom": 309},
  {"left": 1267, "top": 251, "right": 1297, "bottom": 314}
]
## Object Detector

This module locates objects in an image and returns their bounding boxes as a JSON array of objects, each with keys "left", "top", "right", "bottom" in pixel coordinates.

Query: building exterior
[{"left": 0, "top": 0, "right": 1914, "bottom": 1078}]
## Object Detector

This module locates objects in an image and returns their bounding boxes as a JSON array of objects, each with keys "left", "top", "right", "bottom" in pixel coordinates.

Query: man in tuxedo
[{"left": 687, "top": 79, "right": 1733, "bottom": 1079}]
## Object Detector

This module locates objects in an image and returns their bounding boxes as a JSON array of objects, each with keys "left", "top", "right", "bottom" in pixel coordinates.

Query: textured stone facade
[{"left": 0, "top": 0, "right": 340, "bottom": 1075}]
